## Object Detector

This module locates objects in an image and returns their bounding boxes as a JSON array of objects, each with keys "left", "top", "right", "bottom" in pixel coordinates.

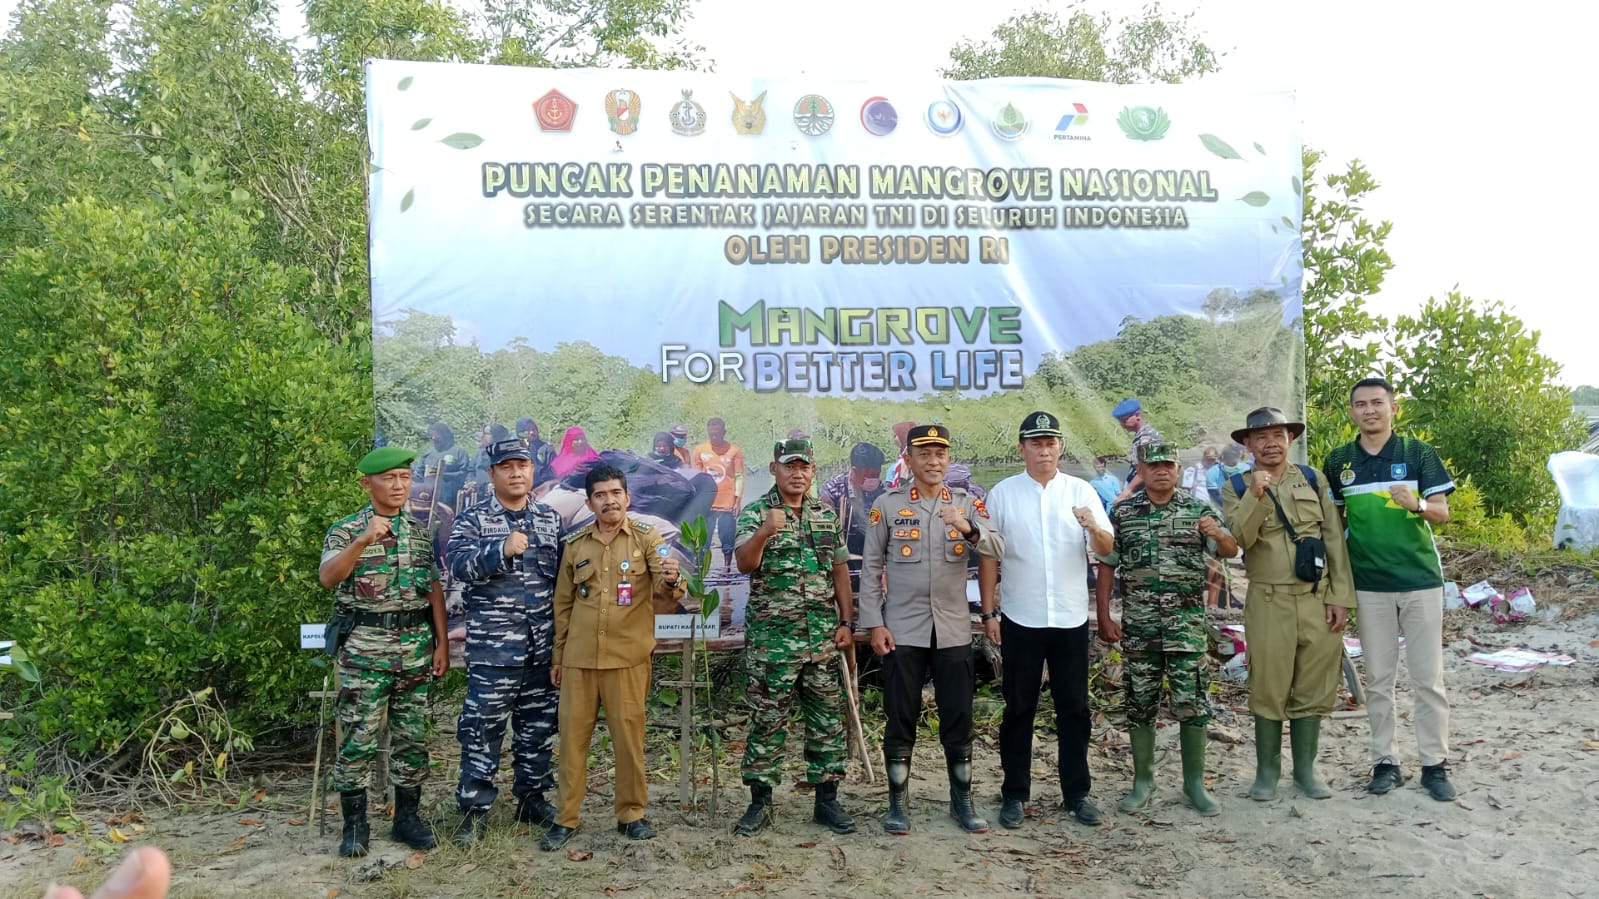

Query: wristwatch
[
  {"left": 980, "top": 610, "right": 1001, "bottom": 622},
  {"left": 1414, "top": 496, "right": 1429, "bottom": 515},
  {"left": 837, "top": 619, "right": 856, "bottom": 630}
]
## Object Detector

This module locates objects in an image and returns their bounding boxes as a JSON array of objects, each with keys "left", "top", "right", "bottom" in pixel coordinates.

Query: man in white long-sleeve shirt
[{"left": 979, "top": 411, "right": 1114, "bottom": 830}]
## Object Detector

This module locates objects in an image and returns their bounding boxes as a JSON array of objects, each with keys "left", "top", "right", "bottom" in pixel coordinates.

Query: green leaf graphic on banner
[
  {"left": 1292, "top": 175, "right": 1302, "bottom": 196},
  {"left": 1200, "top": 134, "right": 1242, "bottom": 160},
  {"left": 411, "top": 118, "right": 432, "bottom": 131},
  {"left": 1254, "top": 142, "right": 1266, "bottom": 155},
  {"left": 397, "top": 76, "right": 413, "bottom": 91},
  {"left": 400, "top": 189, "right": 414, "bottom": 212},
  {"left": 1281, "top": 216, "right": 1296, "bottom": 230},
  {"left": 440, "top": 132, "right": 483, "bottom": 150},
  {"left": 1239, "top": 191, "right": 1270, "bottom": 207}
]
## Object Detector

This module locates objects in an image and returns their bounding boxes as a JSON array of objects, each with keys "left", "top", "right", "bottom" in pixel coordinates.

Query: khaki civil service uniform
[
  {"left": 1222, "top": 465, "right": 1356, "bottom": 720},
  {"left": 551, "top": 518, "right": 686, "bottom": 829}
]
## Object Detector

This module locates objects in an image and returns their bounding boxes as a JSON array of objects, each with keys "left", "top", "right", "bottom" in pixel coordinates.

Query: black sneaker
[
  {"left": 617, "top": 818, "right": 657, "bottom": 840},
  {"left": 1063, "top": 796, "right": 1101, "bottom": 827},
  {"left": 1420, "top": 764, "right": 1456, "bottom": 802},
  {"left": 999, "top": 799, "right": 1024, "bottom": 829},
  {"left": 1366, "top": 763, "right": 1406, "bottom": 795}
]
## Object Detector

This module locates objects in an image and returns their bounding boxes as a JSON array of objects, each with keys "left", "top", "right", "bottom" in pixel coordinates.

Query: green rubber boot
[
  {"left": 1179, "top": 721, "right": 1220, "bottom": 816},
  {"left": 1289, "top": 717, "right": 1332, "bottom": 799},
  {"left": 1250, "top": 716, "right": 1283, "bottom": 801},
  {"left": 1117, "top": 726, "right": 1157, "bottom": 812}
]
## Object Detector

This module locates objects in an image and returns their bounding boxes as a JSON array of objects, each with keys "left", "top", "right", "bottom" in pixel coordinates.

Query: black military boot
[
  {"left": 734, "top": 782, "right": 773, "bottom": 836},
  {"left": 812, "top": 780, "right": 855, "bottom": 834},
  {"left": 338, "top": 789, "right": 370, "bottom": 858},
  {"left": 884, "top": 756, "right": 911, "bottom": 835},
  {"left": 515, "top": 792, "right": 557, "bottom": 828},
  {"left": 391, "top": 785, "right": 437, "bottom": 850},
  {"left": 945, "top": 752, "right": 988, "bottom": 833},
  {"left": 451, "top": 808, "right": 489, "bottom": 848}
]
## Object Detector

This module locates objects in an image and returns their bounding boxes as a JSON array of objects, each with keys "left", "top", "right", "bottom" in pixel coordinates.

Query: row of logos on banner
[{"left": 531, "top": 87, "right": 1175, "bottom": 143}]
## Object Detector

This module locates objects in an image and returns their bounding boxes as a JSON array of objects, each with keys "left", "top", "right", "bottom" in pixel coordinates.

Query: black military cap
[
  {"left": 1018, "top": 410, "right": 1064, "bottom": 440},
  {"left": 488, "top": 437, "right": 533, "bottom": 465},
  {"left": 906, "top": 424, "right": 951, "bottom": 447}
]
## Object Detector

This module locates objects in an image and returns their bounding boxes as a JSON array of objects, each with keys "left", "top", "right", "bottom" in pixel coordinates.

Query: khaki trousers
[
  {"left": 554, "top": 661, "right": 651, "bottom": 828},
  {"left": 1356, "top": 588, "right": 1450, "bottom": 767},
  {"left": 1244, "top": 581, "right": 1343, "bottom": 720}
]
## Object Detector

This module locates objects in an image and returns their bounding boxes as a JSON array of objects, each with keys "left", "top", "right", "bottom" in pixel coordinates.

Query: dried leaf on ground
[
  {"left": 404, "top": 850, "right": 426, "bottom": 869},
  {"left": 566, "top": 848, "right": 594, "bottom": 861}
]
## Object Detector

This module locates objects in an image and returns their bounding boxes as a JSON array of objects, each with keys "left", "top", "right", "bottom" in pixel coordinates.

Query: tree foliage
[
  {"left": 943, "top": 2, "right": 1219, "bottom": 83},
  {"left": 0, "top": 0, "right": 702, "bottom": 755},
  {"left": 1574, "top": 385, "right": 1599, "bottom": 406},
  {"left": 1299, "top": 149, "right": 1393, "bottom": 462},
  {"left": 1388, "top": 294, "right": 1583, "bottom": 518}
]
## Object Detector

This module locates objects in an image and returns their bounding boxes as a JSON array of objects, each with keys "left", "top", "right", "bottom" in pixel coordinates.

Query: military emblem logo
[
  {"left": 973, "top": 499, "right": 990, "bottom": 519},
  {"left": 991, "top": 102, "right": 1028, "bottom": 141},
  {"left": 793, "top": 94, "right": 835, "bottom": 136},
  {"left": 534, "top": 89, "right": 576, "bottom": 132},
  {"left": 896, "top": 509, "right": 914, "bottom": 517},
  {"left": 869, "top": 508, "right": 882, "bottom": 526},
  {"left": 900, "top": 545, "right": 914, "bottom": 557},
  {"left": 860, "top": 97, "right": 897, "bottom": 136},
  {"left": 953, "top": 543, "right": 966, "bottom": 556},
  {"left": 1391, "top": 464, "right": 1408, "bottom": 480},
  {"left": 1116, "top": 105, "right": 1170, "bottom": 141},
  {"left": 925, "top": 99, "right": 963, "bottom": 136},
  {"left": 1038, "top": 414, "right": 1053, "bottom": 429},
  {"left": 669, "top": 89, "right": 707, "bottom": 136},
  {"left": 730, "top": 91, "right": 767, "bottom": 135},
  {"left": 604, "top": 89, "right": 639, "bottom": 135}
]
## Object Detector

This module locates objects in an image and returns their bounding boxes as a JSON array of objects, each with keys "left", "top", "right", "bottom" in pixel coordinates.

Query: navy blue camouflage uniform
[{"left": 447, "top": 492, "right": 564, "bottom": 812}]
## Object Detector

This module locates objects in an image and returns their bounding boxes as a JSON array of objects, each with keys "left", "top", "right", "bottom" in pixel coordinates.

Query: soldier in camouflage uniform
[
  {"left": 731, "top": 437, "right": 856, "bottom": 836},
  {"left": 1096, "top": 441, "right": 1238, "bottom": 817},
  {"left": 414, "top": 422, "right": 471, "bottom": 509},
  {"left": 445, "top": 437, "right": 565, "bottom": 846},
  {"left": 319, "top": 446, "right": 449, "bottom": 857}
]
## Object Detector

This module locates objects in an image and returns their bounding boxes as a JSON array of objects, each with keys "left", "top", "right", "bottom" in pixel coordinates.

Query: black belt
[{"left": 348, "top": 608, "right": 431, "bottom": 630}]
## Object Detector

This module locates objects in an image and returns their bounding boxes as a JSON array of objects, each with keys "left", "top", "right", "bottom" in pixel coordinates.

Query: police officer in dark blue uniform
[{"left": 446, "top": 436, "right": 564, "bottom": 846}]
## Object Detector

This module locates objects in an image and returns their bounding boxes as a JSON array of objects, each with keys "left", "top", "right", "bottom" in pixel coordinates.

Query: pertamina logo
[{"left": 1053, "top": 103, "right": 1089, "bottom": 141}]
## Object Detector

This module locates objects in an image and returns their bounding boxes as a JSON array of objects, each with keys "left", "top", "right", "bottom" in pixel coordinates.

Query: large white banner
[{"left": 366, "top": 60, "right": 1301, "bottom": 637}]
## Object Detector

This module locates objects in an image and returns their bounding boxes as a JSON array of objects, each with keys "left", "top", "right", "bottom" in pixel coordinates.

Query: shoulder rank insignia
[{"left": 973, "top": 498, "right": 990, "bottom": 519}]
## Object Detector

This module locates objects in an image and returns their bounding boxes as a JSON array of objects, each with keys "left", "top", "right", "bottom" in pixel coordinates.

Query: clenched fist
[
  {"left": 1389, "top": 484, "right": 1418, "bottom": 512},
  {"left": 361, "top": 514, "right": 393, "bottom": 545},
  {"left": 1249, "top": 470, "right": 1274, "bottom": 498},
  {"left": 1071, "top": 505, "right": 1097, "bottom": 528},
  {"left": 1198, "top": 516, "right": 1224, "bottom": 539},
  {"left": 503, "top": 531, "right": 529, "bottom": 557},
  {"left": 763, "top": 507, "right": 786, "bottom": 535},
  {"left": 938, "top": 505, "right": 970, "bottom": 533}
]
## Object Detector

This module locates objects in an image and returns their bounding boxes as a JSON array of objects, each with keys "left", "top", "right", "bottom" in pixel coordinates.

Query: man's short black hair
[
  {"left": 1351, "top": 376, "right": 1396, "bottom": 403},
  {"left": 584, "top": 464, "right": 628, "bottom": 497}
]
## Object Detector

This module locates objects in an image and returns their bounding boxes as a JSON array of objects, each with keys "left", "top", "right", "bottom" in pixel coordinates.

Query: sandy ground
[{"left": 6, "top": 605, "right": 1599, "bottom": 899}]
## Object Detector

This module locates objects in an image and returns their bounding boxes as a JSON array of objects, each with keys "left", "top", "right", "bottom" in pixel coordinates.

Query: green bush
[{"left": 0, "top": 171, "right": 367, "bottom": 753}]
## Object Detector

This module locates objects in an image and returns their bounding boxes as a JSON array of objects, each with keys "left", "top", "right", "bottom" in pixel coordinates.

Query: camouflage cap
[
  {"left": 1137, "top": 441, "right": 1179, "bottom": 464},
  {"left": 358, "top": 446, "right": 416, "bottom": 475},
  {"left": 773, "top": 437, "right": 814, "bottom": 464}
]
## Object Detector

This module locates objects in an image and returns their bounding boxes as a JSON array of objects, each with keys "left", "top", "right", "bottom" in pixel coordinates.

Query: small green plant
[{"left": 675, "top": 515, "right": 723, "bottom": 812}]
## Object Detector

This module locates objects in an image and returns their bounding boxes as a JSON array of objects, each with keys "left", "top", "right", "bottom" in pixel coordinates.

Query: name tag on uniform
[
  {"left": 481, "top": 519, "right": 511, "bottom": 537},
  {"left": 534, "top": 520, "right": 559, "bottom": 540},
  {"left": 359, "top": 544, "right": 386, "bottom": 558}
]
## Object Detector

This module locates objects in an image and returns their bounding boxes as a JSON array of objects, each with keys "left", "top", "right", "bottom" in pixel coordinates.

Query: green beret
[{"left": 357, "top": 446, "right": 416, "bottom": 475}]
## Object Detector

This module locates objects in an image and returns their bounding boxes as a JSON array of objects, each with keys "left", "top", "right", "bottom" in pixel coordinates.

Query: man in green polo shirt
[{"left": 1322, "top": 377, "right": 1456, "bottom": 801}]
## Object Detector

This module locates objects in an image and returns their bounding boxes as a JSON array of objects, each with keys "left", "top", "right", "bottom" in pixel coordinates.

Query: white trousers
[{"left": 1356, "top": 588, "right": 1451, "bottom": 767}]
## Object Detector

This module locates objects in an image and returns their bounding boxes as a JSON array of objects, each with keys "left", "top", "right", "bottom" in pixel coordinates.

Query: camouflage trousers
[
  {"left": 456, "top": 659, "right": 558, "bottom": 811},
  {"left": 1123, "top": 645, "right": 1210, "bottom": 727},
  {"left": 333, "top": 662, "right": 432, "bottom": 792},
  {"left": 740, "top": 650, "right": 846, "bottom": 788}
]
